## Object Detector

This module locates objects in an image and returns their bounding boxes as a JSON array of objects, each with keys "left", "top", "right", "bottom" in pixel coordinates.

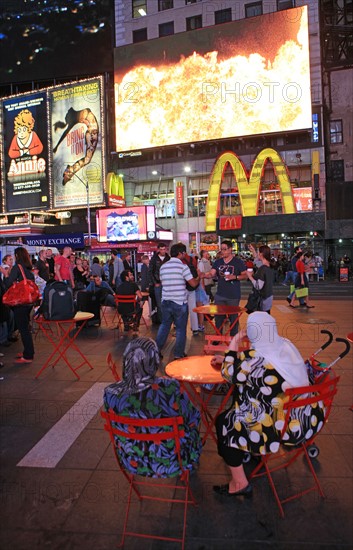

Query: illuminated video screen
[
  {"left": 96, "top": 206, "right": 156, "bottom": 242},
  {"left": 114, "top": 6, "right": 311, "bottom": 152}
]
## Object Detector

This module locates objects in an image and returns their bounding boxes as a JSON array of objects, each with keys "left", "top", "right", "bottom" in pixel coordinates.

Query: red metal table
[
  {"left": 34, "top": 311, "right": 95, "bottom": 380},
  {"left": 166, "top": 355, "right": 233, "bottom": 446},
  {"left": 193, "top": 304, "right": 244, "bottom": 354}
]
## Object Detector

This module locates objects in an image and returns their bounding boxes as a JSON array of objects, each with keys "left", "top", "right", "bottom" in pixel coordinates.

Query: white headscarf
[{"left": 246, "top": 312, "right": 309, "bottom": 388}]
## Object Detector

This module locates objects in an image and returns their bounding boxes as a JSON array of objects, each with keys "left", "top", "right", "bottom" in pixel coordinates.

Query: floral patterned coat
[
  {"left": 104, "top": 377, "right": 202, "bottom": 477},
  {"left": 219, "top": 350, "right": 325, "bottom": 455}
]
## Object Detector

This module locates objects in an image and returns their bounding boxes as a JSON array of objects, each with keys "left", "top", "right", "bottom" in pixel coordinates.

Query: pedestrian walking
[{"left": 156, "top": 243, "right": 199, "bottom": 360}]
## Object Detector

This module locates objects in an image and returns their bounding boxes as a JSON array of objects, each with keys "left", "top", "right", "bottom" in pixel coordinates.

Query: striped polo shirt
[{"left": 160, "top": 257, "right": 192, "bottom": 305}]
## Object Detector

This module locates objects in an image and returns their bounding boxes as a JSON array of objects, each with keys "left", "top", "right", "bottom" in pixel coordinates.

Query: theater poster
[
  {"left": 1, "top": 92, "right": 49, "bottom": 211},
  {"left": 49, "top": 77, "right": 104, "bottom": 209}
]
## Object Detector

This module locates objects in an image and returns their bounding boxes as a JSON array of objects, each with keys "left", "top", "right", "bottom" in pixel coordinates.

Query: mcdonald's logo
[
  {"left": 205, "top": 148, "right": 296, "bottom": 232},
  {"left": 219, "top": 215, "right": 242, "bottom": 231}
]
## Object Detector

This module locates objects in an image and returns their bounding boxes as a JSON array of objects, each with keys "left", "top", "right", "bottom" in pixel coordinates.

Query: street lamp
[{"left": 72, "top": 172, "right": 91, "bottom": 247}]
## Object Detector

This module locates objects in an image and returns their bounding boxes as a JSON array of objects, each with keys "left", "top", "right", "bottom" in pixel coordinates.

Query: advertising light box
[
  {"left": 97, "top": 206, "right": 156, "bottom": 243},
  {"left": 114, "top": 6, "right": 311, "bottom": 152},
  {"left": 49, "top": 77, "right": 104, "bottom": 209},
  {"left": 1, "top": 92, "right": 50, "bottom": 212}
]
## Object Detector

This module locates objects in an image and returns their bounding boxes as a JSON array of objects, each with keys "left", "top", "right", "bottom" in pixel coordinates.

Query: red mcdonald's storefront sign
[
  {"left": 176, "top": 182, "right": 184, "bottom": 215},
  {"left": 219, "top": 215, "right": 242, "bottom": 230}
]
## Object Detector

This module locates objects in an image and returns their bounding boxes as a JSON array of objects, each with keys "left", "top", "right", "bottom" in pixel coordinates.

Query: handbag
[
  {"left": 295, "top": 286, "right": 309, "bottom": 298},
  {"left": 245, "top": 287, "right": 263, "bottom": 314},
  {"left": 2, "top": 264, "right": 40, "bottom": 307}
]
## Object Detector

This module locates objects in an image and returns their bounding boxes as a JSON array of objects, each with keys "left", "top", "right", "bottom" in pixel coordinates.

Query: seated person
[
  {"left": 212, "top": 311, "right": 325, "bottom": 497},
  {"left": 85, "top": 275, "right": 116, "bottom": 308},
  {"left": 103, "top": 337, "right": 202, "bottom": 477},
  {"left": 32, "top": 262, "right": 47, "bottom": 299},
  {"left": 116, "top": 269, "right": 143, "bottom": 331}
]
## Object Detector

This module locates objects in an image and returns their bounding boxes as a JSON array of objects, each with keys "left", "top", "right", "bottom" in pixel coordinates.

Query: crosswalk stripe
[{"left": 17, "top": 382, "right": 107, "bottom": 469}]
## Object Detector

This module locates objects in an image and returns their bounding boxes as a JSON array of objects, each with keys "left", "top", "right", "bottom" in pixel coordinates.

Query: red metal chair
[
  {"left": 113, "top": 294, "right": 146, "bottom": 331},
  {"left": 249, "top": 370, "right": 340, "bottom": 517},
  {"left": 106, "top": 352, "right": 120, "bottom": 381},
  {"left": 101, "top": 409, "right": 197, "bottom": 549}
]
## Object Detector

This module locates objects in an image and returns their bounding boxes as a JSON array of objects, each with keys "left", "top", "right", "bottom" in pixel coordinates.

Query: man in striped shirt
[{"left": 156, "top": 243, "right": 199, "bottom": 360}]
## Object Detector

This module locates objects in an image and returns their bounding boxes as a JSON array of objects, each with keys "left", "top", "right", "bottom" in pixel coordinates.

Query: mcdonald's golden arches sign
[{"left": 205, "top": 148, "right": 296, "bottom": 232}]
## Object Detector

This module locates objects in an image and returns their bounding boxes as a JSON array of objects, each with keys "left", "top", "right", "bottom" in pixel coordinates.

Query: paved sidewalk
[{"left": 0, "top": 296, "right": 352, "bottom": 549}]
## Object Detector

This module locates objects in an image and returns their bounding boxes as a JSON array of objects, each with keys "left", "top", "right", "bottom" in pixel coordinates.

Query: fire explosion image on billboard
[{"left": 114, "top": 6, "right": 311, "bottom": 152}]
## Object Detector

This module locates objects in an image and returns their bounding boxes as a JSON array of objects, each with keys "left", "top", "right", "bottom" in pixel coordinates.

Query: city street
[{"left": 1, "top": 292, "right": 352, "bottom": 549}]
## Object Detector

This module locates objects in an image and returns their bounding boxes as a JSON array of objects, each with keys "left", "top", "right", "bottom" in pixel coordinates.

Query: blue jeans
[
  {"left": 156, "top": 300, "right": 188, "bottom": 358},
  {"left": 283, "top": 270, "right": 295, "bottom": 285},
  {"left": 287, "top": 272, "right": 305, "bottom": 305},
  {"left": 214, "top": 295, "right": 240, "bottom": 336},
  {"left": 154, "top": 285, "right": 162, "bottom": 322}
]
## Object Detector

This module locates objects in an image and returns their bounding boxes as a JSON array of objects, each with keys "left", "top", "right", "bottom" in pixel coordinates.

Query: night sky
[{"left": 0, "top": 0, "right": 113, "bottom": 87}]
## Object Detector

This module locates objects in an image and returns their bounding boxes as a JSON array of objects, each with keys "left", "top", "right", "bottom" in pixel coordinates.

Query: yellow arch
[
  {"left": 106, "top": 172, "right": 125, "bottom": 198},
  {"left": 205, "top": 148, "right": 295, "bottom": 231}
]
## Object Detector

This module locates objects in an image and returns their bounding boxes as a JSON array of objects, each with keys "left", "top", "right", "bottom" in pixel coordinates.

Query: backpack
[
  {"left": 185, "top": 257, "right": 200, "bottom": 291},
  {"left": 41, "top": 281, "right": 75, "bottom": 320}
]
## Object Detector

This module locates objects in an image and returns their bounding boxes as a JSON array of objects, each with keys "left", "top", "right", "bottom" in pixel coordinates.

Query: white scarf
[{"left": 247, "top": 312, "right": 309, "bottom": 388}]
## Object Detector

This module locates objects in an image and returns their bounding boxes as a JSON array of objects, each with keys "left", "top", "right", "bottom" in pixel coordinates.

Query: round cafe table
[
  {"left": 193, "top": 304, "right": 244, "bottom": 354},
  {"left": 166, "top": 355, "right": 234, "bottom": 445}
]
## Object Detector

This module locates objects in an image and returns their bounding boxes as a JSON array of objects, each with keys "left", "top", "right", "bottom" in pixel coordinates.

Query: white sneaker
[{"left": 148, "top": 309, "right": 157, "bottom": 318}]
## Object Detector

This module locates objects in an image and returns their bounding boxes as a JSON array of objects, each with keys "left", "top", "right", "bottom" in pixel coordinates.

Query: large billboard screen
[
  {"left": 97, "top": 206, "right": 156, "bottom": 243},
  {"left": 49, "top": 78, "right": 104, "bottom": 209},
  {"left": 114, "top": 6, "right": 311, "bottom": 152},
  {"left": 1, "top": 92, "right": 50, "bottom": 212}
]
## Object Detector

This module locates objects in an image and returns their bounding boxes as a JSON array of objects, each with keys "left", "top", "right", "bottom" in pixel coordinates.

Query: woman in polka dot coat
[{"left": 212, "top": 312, "right": 325, "bottom": 497}]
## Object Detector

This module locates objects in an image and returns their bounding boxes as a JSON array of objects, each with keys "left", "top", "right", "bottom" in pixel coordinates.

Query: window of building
[
  {"left": 277, "top": 0, "right": 295, "bottom": 10},
  {"left": 344, "top": 0, "right": 353, "bottom": 24},
  {"left": 132, "top": 0, "right": 147, "bottom": 18},
  {"left": 215, "top": 8, "right": 232, "bottom": 24},
  {"left": 330, "top": 120, "right": 343, "bottom": 144},
  {"left": 186, "top": 14, "right": 202, "bottom": 31},
  {"left": 330, "top": 160, "right": 345, "bottom": 182},
  {"left": 159, "top": 21, "right": 174, "bottom": 36},
  {"left": 133, "top": 180, "right": 175, "bottom": 218},
  {"left": 133, "top": 28, "right": 147, "bottom": 43},
  {"left": 158, "top": 0, "right": 173, "bottom": 11},
  {"left": 245, "top": 2, "right": 262, "bottom": 17},
  {"left": 187, "top": 176, "right": 209, "bottom": 217},
  {"left": 185, "top": 0, "right": 202, "bottom": 4}
]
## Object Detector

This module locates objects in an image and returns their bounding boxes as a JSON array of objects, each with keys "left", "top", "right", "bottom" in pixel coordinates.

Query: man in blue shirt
[
  {"left": 205, "top": 240, "right": 247, "bottom": 336},
  {"left": 85, "top": 276, "right": 116, "bottom": 308}
]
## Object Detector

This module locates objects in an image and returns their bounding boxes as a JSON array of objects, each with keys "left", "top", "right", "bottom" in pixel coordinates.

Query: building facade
[{"left": 112, "top": 0, "right": 353, "bottom": 260}]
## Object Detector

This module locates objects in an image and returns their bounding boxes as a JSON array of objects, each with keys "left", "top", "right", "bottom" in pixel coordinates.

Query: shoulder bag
[
  {"left": 2, "top": 265, "right": 40, "bottom": 307},
  {"left": 244, "top": 285, "right": 263, "bottom": 314}
]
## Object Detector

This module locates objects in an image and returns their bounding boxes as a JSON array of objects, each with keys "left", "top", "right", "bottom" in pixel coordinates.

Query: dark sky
[{"left": 0, "top": 0, "right": 114, "bottom": 88}]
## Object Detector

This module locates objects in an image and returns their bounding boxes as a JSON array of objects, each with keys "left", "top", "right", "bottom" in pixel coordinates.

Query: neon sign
[{"left": 205, "top": 148, "right": 296, "bottom": 231}]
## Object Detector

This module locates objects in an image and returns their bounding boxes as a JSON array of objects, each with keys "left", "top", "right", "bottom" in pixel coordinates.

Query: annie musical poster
[
  {"left": 49, "top": 77, "right": 104, "bottom": 209},
  {"left": 1, "top": 91, "right": 49, "bottom": 211}
]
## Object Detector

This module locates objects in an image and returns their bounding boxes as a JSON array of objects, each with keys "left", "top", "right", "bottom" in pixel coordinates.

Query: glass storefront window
[
  {"left": 133, "top": 179, "right": 175, "bottom": 218},
  {"left": 188, "top": 194, "right": 207, "bottom": 217}
]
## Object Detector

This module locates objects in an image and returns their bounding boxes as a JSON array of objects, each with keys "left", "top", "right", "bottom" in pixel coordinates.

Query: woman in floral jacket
[
  {"left": 212, "top": 312, "right": 325, "bottom": 497},
  {"left": 104, "top": 337, "right": 202, "bottom": 477}
]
